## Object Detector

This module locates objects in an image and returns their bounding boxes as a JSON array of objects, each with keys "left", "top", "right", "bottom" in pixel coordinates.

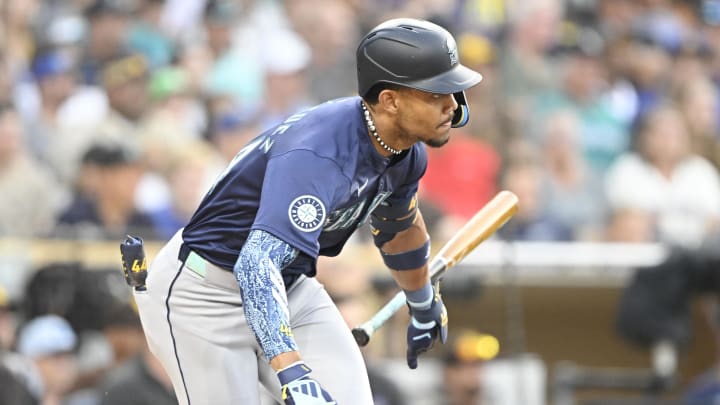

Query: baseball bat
[{"left": 352, "top": 190, "right": 519, "bottom": 346}]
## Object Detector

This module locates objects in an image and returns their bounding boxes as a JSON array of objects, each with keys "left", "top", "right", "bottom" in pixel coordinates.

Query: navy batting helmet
[{"left": 356, "top": 18, "right": 483, "bottom": 128}]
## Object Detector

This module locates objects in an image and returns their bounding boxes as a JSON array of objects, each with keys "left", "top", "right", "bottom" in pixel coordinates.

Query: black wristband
[{"left": 381, "top": 239, "right": 430, "bottom": 271}]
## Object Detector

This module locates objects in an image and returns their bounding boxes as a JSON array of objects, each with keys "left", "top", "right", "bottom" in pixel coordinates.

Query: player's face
[{"left": 396, "top": 89, "right": 458, "bottom": 148}]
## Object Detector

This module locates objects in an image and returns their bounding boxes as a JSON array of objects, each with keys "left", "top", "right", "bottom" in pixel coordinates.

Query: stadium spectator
[
  {"left": 139, "top": 66, "right": 206, "bottom": 173},
  {"left": 497, "top": 158, "right": 573, "bottom": 241},
  {"left": 22, "top": 47, "right": 107, "bottom": 186},
  {"left": 55, "top": 141, "right": 156, "bottom": 240},
  {"left": 286, "top": 0, "right": 359, "bottom": 100},
  {"left": 538, "top": 110, "right": 608, "bottom": 240},
  {"left": 0, "top": 104, "right": 63, "bottom": 237},
  {"left": 258, "top": 28, "right": 315, "bottom": 129},
  {"left": 13, "top": 315, "right": 79, "bottom": 405},
  {"left": 605, "top": 104, "right": 720, "bottom": 248},
  {"left": 97, "top": 304, "right": 177, "bottom": 405},
  {"left": 498, "top": 0, "right": 561, "bottom": 128},
  {"left": 96, "top": 53, "right": 151, "bottom": 143},
  {"left": 418, "top": 329, "right": 502, "bottom": 405},
  {"left": 456, "top": 32, "right": 507, "bottom": 153},
  {"left": 201, "top": 0, "right": 264, "bottom": 107},
  {"left": 176, "top": 41, "right": 214, "bottom": 98},
  {"left": 4, "top": 0, "right": 40, "bottom": 76},
  {"left": 622, "top": 28, "right": 674, "bottom": 128},
  {"left": 79, "top": 0, "right": 134, "bottom": 86},
  {"left": 126, "top": 0, "right": 176, "bottom": 70},
  {"left": 673, "top": 76, "right": 720, "bottom": 170}
]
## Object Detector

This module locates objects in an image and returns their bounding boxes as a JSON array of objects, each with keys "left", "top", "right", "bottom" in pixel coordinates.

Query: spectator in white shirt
[{"left": 605, "top": 103, "right": 720, "bottom": 247}]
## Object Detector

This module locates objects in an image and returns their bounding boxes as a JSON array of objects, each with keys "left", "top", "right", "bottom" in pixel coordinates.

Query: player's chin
[{"left": 425, "top": 131, "right": 451, "bottom": 148}]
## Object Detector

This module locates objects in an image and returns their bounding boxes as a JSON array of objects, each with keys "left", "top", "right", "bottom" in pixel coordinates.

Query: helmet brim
[{"left": 409, "top": 64, "right": 483, "bottom": 95}]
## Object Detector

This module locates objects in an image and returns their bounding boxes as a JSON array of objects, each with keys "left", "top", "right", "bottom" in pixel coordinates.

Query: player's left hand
[
  {"left": 406, "top": 285, "right": 448, "bottom": 369},
  {"left": 277, "top": 362, "right": 337, "bottom": 405}
]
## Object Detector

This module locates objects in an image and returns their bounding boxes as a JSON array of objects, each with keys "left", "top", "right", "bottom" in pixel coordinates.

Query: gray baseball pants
[{"left": 134, "top": 230, "right": 373, "bottom": 404}]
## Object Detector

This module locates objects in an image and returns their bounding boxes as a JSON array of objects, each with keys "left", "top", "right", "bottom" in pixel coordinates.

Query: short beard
[{"left": 425, "top": 136, "right": 450, "bottom": 148}]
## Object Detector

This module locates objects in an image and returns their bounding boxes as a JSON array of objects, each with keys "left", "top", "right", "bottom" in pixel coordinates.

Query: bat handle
[
  {"left": 352, "top": 258, "right": 449, "bottom": 346},
  {"left": 352, "top": 290, "right": 407, "bottom": 346}
]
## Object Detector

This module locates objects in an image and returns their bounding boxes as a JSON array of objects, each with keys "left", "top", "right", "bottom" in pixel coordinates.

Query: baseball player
[{"left": 132, "top": 18, "right": 483, "bottom": 404}]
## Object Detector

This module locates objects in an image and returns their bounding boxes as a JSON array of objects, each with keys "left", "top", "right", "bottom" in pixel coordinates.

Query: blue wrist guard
[{"left": 405, "top": 282, "right": 433, "bottom": 309}]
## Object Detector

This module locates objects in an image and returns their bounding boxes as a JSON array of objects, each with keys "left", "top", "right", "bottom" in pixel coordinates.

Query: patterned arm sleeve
[{"left": 234, "top": 229, "right": 299, "bottom": 361}]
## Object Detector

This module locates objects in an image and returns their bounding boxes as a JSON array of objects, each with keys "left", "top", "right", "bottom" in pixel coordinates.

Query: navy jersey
[{"left": 182, "top": 97, "right": 427, "bottom": 277}]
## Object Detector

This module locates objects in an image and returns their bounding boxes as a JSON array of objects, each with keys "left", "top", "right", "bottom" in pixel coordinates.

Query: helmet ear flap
[{"left": 451, "top": 91, "right": 470, "bottom": 128}]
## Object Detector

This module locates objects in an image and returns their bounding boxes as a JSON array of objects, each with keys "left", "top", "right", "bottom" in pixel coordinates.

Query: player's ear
[{"left": 377, "top": 88, "right": 401, "bottom": 115}]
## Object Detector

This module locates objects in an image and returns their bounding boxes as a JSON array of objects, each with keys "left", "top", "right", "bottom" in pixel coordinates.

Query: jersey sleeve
[{"left": 252, "top": 149, "right": 349, "bottom": 257}]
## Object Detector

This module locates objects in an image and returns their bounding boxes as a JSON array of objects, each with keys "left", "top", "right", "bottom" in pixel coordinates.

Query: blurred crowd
[
  {"left": 2, "top": 0, "right": 720, "bottom": 403},
  {"left": 1, "top": 0, "right": 719, "bottom": 249}
]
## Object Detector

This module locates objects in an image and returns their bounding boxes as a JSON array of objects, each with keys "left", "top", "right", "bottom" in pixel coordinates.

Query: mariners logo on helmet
[
  {"left": 447, "top": 37, "right": 458, "bottom": 66},
  {"left": 289, "top": 195, "right": 326, "bottom": 232}
]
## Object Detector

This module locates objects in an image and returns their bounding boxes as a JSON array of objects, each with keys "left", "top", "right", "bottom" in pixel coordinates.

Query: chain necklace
[{"left": 361, "top": 102, "right": 403, "bottom": 155}]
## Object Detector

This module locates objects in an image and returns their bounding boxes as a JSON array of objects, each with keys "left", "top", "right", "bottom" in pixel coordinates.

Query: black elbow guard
[{"left": 370, "top": 210, "right": 417, "bottom": 248}]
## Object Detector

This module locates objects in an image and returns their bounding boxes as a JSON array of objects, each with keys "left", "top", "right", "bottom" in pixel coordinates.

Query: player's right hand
[
  {"left": 277, "top": 361, "right": 337, "bottom": 405},
  {"left": 406, "top": 284, "right": 448, "bottom": 369}
]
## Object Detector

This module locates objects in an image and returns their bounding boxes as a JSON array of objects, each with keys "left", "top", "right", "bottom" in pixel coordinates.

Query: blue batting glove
[
  {"left": 277, "top": 362, "right": 337, "bottom": 405},
  {"left": 406, "top": 284, "right": 448, "bottom": 369}
]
